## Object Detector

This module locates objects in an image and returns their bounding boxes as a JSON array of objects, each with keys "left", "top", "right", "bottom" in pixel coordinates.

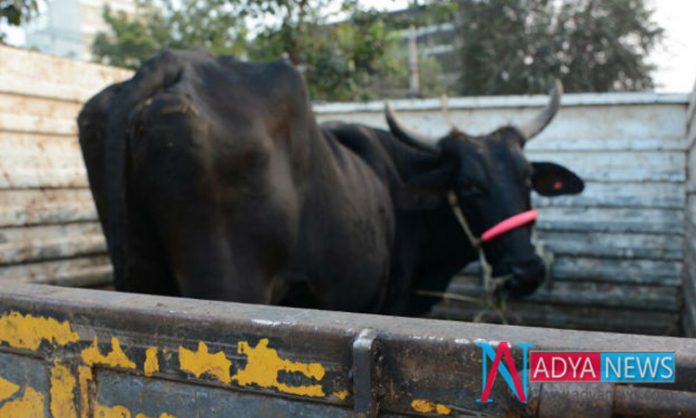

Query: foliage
[
  {"left": 249, "top": 7, "right": 402, "bottom": 101},
  {"left": 455, "top": 0, "right": 664, "bottom": 94},
  {"left": 382, "top": 0, "right": 458, "bottom": 31},
  {"left": 374, "top": 43, "right": 446, "bottom": 99},
  {"left": 91, "top": 0, "right": 663, "bottom": 99},
  {"left": 93, "top": 0, "right": 405, "bottom": 101},
  {"left": 0, "top": 0, "right": 39, "bottom": 43},
  {"left": 92, "top": 0, "right": 247, "bottom": 69}
]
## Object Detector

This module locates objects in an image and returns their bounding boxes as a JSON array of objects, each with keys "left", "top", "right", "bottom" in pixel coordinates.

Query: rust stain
[
  {"left": 0, "top": 386, "right": 45, "bottom": 418},
  {"left": 410, "top": 399, "right": 452, "bottom": 415},
  {"left": 179, "top": 342, "right": 231, "bottom": 384},
  {"left": 232, "top": 338, "right": 325, "bottom": 397},
  {"left": 0, "top": 311, "right": 79, "bottom": 351},
  {"left": 50, "top": 360, "right": 78, "bottom": 418},
  {"left": 143, "top": 347, "right": 159, "bottom": 377},
  {"left": 81, "top": 337, "right": 136, "bottom": 369}
]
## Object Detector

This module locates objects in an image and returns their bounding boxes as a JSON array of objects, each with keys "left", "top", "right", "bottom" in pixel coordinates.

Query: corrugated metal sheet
[
  {"left": 684, "top": 81, "right": 696, "bottom": 337},
  {"left": 316, "top": 96, "right": 690, "bottom": 336},
  {"left": 0, "top": 45, "right": 130, "bottom": 289}
]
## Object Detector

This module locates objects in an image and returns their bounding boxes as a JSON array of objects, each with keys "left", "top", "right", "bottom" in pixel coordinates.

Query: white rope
[
  {"left": 447, "top": 191, "right": 481, "bottom": 248},
  {"left": 447, "top": 191, "right": 497, "bottom": 293}
]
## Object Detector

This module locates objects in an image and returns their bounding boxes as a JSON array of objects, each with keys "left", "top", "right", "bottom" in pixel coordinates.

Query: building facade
[{"left": 24, "top": 0, "right": 134, "bottom": 61}]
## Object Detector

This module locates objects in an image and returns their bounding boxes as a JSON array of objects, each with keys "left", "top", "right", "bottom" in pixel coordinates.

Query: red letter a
[{"left": 480, "top": 342, "right": 527, "bottom": 402}]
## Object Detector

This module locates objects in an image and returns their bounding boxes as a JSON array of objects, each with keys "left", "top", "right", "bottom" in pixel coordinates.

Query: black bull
[{"left": 78, "top": 50, "right": 584, "bottom": 315}]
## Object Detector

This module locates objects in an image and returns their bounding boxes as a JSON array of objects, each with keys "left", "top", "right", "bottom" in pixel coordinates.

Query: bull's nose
[
  {"left": 497, "top": 258, "right": 546, "bottom": 299},
  {"left": 511, "top": 259, "right": 546, "bottom": 281}
]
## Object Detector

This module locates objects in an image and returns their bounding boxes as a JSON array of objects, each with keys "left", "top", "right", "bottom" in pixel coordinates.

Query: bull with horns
[
  {"left": 326, "top": 80, "right": 584, "bottom": 314},
  {"left": 78, "top": 50, "right": 582, "bottom": 315}
]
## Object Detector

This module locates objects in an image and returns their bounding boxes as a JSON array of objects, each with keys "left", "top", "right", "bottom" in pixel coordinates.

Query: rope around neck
[
  {"left": 447, "top": 191, "right": 502, "bottom": 293},
  {"left": 414, "top": 192, "right": 554, "bottom": 324}
]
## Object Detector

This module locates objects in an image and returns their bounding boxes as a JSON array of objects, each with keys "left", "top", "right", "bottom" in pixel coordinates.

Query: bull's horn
[
  {"left": 385, "top": 103, "right": 440, "bottom": 154},
  {"left": 517, "top": 79, "right": 563, "bottom": 141}
]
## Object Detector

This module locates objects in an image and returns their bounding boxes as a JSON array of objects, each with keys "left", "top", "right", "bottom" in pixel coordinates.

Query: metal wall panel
[
  {"left": 684, "top": 80, "right": 696, "bottom": 337},
  {"left": 0, "top": 46, "right": 130, "bottom": 290}
]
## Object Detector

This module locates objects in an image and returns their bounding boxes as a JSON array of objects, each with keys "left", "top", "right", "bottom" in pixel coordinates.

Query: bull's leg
[
  {"left": 375, "top": 227, "right": 421, "bottom": 315},
  {"left": 377, "top": 269, "right": 414, "bottom": 315},
  {"left": 164, "top": 226, "right": 275, "bottom": 303},
  {"left": 123, "top": 255, "right": 177, "bottom": 296},
  {"left": 270, "top": 280, "right": 323, "bottom": 308},
  {"left": 121, "top": 187, "right": 178, "bottom": 295}
]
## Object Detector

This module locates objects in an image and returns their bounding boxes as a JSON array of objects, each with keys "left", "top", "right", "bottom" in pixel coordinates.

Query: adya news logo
[{"left": 475, "top": 341, "right": 675, "bottom": 403}]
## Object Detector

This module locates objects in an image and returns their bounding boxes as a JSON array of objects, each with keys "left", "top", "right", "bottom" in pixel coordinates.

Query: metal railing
[{"left": 0, "top": 283, "right": 694, "bottom": 417}]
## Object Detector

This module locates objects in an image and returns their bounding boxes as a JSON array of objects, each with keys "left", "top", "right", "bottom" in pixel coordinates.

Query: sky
[
  {"left": 646, "top": 0, "right": 696, "bottom": 92},
  {"left": 3, "top": 0, "right": 694, "bottom": 93}
]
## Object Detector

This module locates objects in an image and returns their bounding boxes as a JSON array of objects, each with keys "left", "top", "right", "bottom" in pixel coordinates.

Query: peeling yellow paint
[
  {"left": 435, "top": 404, "right": 452, "bottom": 415},
  {"left": 94, "top": 403, "right": 131, "bottom": 418},
  {"left": 0, "top": 376, "right": 19, "bottom": 402},
  {"left": 50, "top": 360, "right": 78, "bottom": 418},
  {"left": 0, "top": 387, "right": 45, "bottom": 418},
  {"left": 94, "top": 402, "right": 176, "bottom": 418},
  {"left": 0, "top": 311, "right": 79, "bottom": 351},
  {"left": 179, "top": 342, "right": 231, "bottom": 384},
  {"left": 144, "top": 347, "right": 159, "bottom": 377},
  {"left": 410, "top": 399, "right": 452, "bottom": 415},
  {"left": 78, "top": 366, "right": 92, "bottom": 418},
  {"left": 81, "top": 337, "right": 136, "bottom": 369},
  {"left": 333, "top": 390, "right": 349, "bottom": 400},
  {"left": 233, "top": 338, "right": 325, "bottom": 397}
]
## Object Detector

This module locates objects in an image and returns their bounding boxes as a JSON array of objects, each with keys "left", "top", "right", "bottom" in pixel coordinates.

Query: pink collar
[{"left": 480, "top": 210, "right": 538, "bottom": 242}]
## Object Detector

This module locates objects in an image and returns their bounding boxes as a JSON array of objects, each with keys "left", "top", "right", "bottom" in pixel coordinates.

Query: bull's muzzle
[{"left": 496, "top": 257, "right": 546, "bottom": 299}]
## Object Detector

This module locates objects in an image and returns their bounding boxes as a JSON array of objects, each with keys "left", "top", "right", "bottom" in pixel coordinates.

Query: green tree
[
  {"left": 249, "top": 7, "right": 402, "bottom": 101},
  {"left": 1, "top": 0, "right": 39, "bottom": 43},
  {"left": 92, "top": 0, "right": 248, "bottom": 69},
  {"left": 93, "top": 0, "right": 404, "bottom": 101},
  {"left": 455, "top": 0, "right": 664, "bottom": 94}
]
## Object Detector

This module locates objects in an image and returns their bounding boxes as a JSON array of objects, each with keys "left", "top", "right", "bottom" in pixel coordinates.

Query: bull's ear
[
  {"left": 394, "top": 161, "right": 457, "bottom": 210},
  {"left": 531, "top": 162, "right": 584, "bottom": 196}
]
